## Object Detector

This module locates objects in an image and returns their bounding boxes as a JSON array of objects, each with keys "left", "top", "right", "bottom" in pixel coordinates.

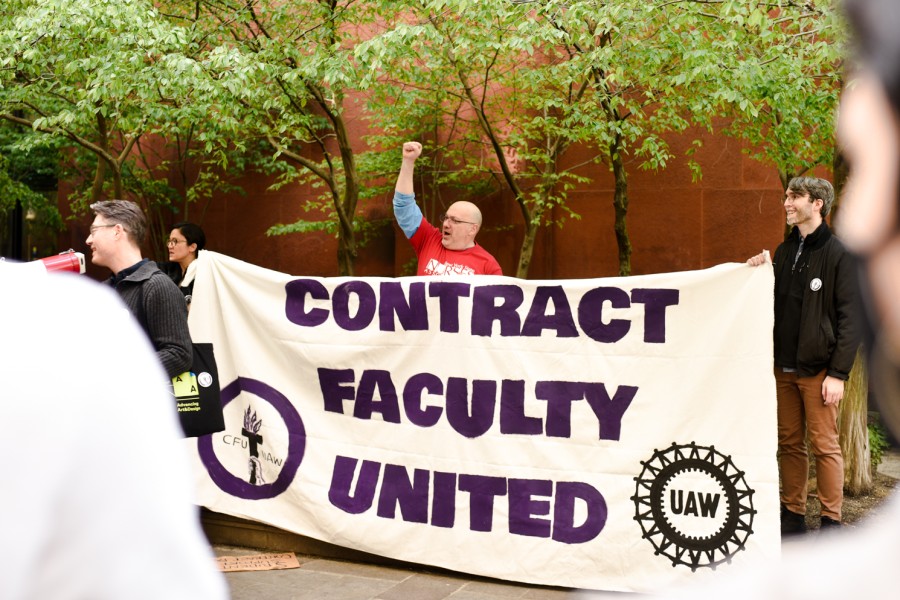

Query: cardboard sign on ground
[{"left": 216, "top": 552, "right": 301, "bottom": 572}]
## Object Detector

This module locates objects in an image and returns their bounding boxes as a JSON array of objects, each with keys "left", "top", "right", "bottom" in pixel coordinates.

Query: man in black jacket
[
  {"left": 86, "top": 200, "right": 192, "bottom": 379},
  {"left": 748, "top": 177, "right": 860, "bottom": 535}
]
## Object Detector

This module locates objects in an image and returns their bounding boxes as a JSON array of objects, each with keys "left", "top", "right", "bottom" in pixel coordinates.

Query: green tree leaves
[{"left": 1, "top": 0, "right": 845, "bottom": 273}]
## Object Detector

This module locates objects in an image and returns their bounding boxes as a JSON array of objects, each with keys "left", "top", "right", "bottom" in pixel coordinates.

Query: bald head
[
  {"left": 450, "top": 201, "right": 482, "bottom": 227},
  {"left": 441, "top": 201, "right": 485, "bottom": 250}
]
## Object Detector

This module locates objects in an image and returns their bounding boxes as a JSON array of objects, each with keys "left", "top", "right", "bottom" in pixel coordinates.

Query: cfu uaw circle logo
[
  {"left": 632, "top": 442, "right": 756, "bottom": 571},
  {"left": 198, "top": 377, "right": 306, "bottom": 500}
]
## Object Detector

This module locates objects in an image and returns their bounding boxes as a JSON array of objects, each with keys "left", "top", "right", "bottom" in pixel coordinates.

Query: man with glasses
[
  {"left": 393, "top": 141, "right": 502, "bottom": 276},
  {"left": 747, "top": 177, "right": 860, "bottom": 536},
  {"left": 87, "top": 199, "right": 192, "bottom": 378}
]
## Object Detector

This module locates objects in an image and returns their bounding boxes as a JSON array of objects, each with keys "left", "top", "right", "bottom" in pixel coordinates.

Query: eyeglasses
[
  {"left": 439, "top": 213, "right": 475, "bottom": 226},
  {"left": 89, "top": 224, "right": 117, "bottom": 235},
  {"left": 167, "top": 238, "right": 187, "bottom": 247}
]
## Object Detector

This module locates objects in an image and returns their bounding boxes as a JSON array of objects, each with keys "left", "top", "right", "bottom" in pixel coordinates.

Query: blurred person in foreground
[
  {"left": 87, "top": 200, "right": 192, "bottom": 378},
  {"left": 393, "top": 141, "right": 503, "bottom": 276},
  {"left": 162, "top": 221, "right": 206, "bottom": 309},
  {"left": 0, "top": 264, "right": 228, "bottom": 599},
  {"left": 837, "top": 0, "right": 900, "bottom": 431}
]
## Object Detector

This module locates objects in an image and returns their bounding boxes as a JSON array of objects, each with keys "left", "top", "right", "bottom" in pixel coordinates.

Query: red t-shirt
[{"left": 409, "top": 217, "right": 503, "bottom": 276}]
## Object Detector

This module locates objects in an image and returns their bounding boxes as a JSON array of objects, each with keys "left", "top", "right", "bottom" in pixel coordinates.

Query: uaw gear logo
[
  {"left": 198, "top": 377, "right": 306, "bottom": 500},
  {"left": 632, "top": 443, "right": 756, "bottom": 571}
]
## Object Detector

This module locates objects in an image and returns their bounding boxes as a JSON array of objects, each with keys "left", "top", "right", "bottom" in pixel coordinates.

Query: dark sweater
[
  {"left": 109, "top": 260, "right": 192, "bottom": 378},
  {"left": 772, "top": 223, "right": 860, "bottom": 379}
]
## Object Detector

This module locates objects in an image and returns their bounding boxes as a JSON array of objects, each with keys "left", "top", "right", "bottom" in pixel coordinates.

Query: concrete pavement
[
  {"left": 213, "top": 545, "right": 597, "bottom": 600},
  {"left": 876, "top": 447, "right": 900, "bottom": 479}
]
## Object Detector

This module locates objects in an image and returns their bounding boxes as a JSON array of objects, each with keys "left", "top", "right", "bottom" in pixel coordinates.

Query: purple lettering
[
  {"left": 333, "top": 281, "right": 376, "bottom": 331},
  {"left": 552, "top": 481, "right": 607, "bottom": 544},
  {"left": 284, "top": 278, "right": 329, "bottom": 326},
  {"left": 429, "top": 282, "right": 471, "bottom": 333},
  {"left": 376, "top": 463, "right": 430, "bottom": 523},
  {"left": 320, "top": 370, "right": 637, "bottom": 441},
  {"left": 471, "top": 285, "right": 524, "bottom": 337},
  {"left": 446, "top": 377, "right": 496, "bottom": 438},
  {"left": 459, "top": 474, "right": 507, "bottom": 532},
  {"left": 508, "top": 479, "right": 553, "bottom": 538},
  {"left": 379, "top": 281, "right": 428, "bottom": 331},
  {"left": 631, "top": 288, "right": 679, "bottom": 343},
  {"left": 328, "top": 456, "right": 380, "bottom": 514},
  {"left": 403, "top": 373, "right": 444, "bottom": 428},
  {"left": 577, "top": 287, "right": 631, "bottom": 343},
  {"left": 521, "top": 286, "right": 578, "bottom": 338},
  {"left": 329, "top": 456, "right": 607, "bottom": 544},
  {"left": 431, "top": 471, "right": 457, "bottom": 528},
  {"left": 355, "top": 370, "right": 401, "bottom": 423},
  {"left": 583, "top": 383, "right": 638, "bottom": 441},
  {"left": 288, "top": 279, "right": 677, "bottom": 349},
  {"left": 500, "top": 379, "right": 542, "bottom": 435},
  {"left": 318, "top": 368, "right": 355, "bottom": 414},
  {"left": 534, "top": 381, "right": 585, "bottom": 438}
]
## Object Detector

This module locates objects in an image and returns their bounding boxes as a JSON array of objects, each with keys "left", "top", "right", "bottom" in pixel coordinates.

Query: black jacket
[{"left": 772, "top": 223, "right": 860, "bottom": 380}]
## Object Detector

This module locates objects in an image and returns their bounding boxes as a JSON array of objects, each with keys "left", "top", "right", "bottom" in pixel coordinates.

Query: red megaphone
[{"left": 31, "top": 250, "right": 86, "bottom": 274}]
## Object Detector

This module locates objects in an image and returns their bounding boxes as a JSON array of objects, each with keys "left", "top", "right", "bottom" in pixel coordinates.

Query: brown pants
[{"left": 775, "top": 368, "right": 843, "bottom": 520}]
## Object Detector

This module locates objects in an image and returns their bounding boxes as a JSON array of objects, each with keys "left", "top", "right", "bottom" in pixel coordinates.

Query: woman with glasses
[{"left": 163, "top": 222, "right": 206, "bottom": 307}]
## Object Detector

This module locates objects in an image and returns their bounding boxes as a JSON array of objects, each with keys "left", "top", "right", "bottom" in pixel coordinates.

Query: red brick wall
[
  {"left": 65, "top": 125, "right": 818, "bottom": 281},
  {"left": 395, "top": 126, "right": 791, "bottom": 280}
]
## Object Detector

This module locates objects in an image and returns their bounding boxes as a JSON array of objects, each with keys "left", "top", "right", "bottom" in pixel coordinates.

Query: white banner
[{"left": 186, "top": 251, "right": 779, "bottom": 593}]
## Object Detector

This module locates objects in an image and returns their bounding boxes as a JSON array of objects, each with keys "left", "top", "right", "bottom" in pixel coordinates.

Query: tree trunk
[
  {"left": 610, "top": 142, "right": 631, "bottom": 277},
  {"left": 516, "top": 210, "right": 539, "bottom": 278},
  {"left": 841, "top": 348, "right": 872, "bottom": 496},
  {"left": 332, "top": 110, "right": 358, "bottom": 277},
  {"left": 90, "top": 157, "right": 107, "bottom": 204},
  {"left": 337, "top": 235, "right": 355, "bottom": 277},
  {"left": 111, "top": 164, "right": 123, "bottom": 200},
  {"left": 91, "top": 111, "right": 111, "bottom": 203},
  {"left": 515, "top": 158, "right": 558, "bottom": 278}
]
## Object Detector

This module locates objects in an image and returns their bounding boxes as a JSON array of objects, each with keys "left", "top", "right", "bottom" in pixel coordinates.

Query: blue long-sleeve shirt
[{"left": 393, "top": 191, "right": 423, "bottom": 239}]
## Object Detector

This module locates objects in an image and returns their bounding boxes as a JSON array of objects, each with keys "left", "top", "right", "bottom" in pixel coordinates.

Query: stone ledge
[{"left": 200, "top": 508, "right": 413, "bottom": 569}]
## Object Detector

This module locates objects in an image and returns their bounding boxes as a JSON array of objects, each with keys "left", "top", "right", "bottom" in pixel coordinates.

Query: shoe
[
  {"left": 780, "top": 503, "right": 807, "bottom": 536},
  {"left": 820, "top": 516, "right": 842, "bottom": 530}
]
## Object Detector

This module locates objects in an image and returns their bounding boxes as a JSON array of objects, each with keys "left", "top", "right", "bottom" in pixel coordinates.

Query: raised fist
[{"left": 402, "top": 141, "right": 422, "bottom": 161}]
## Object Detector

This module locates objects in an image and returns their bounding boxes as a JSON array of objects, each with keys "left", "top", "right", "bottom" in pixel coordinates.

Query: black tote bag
[{"left": 172, "top": 342, "right": 225, "bottom": 438}]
